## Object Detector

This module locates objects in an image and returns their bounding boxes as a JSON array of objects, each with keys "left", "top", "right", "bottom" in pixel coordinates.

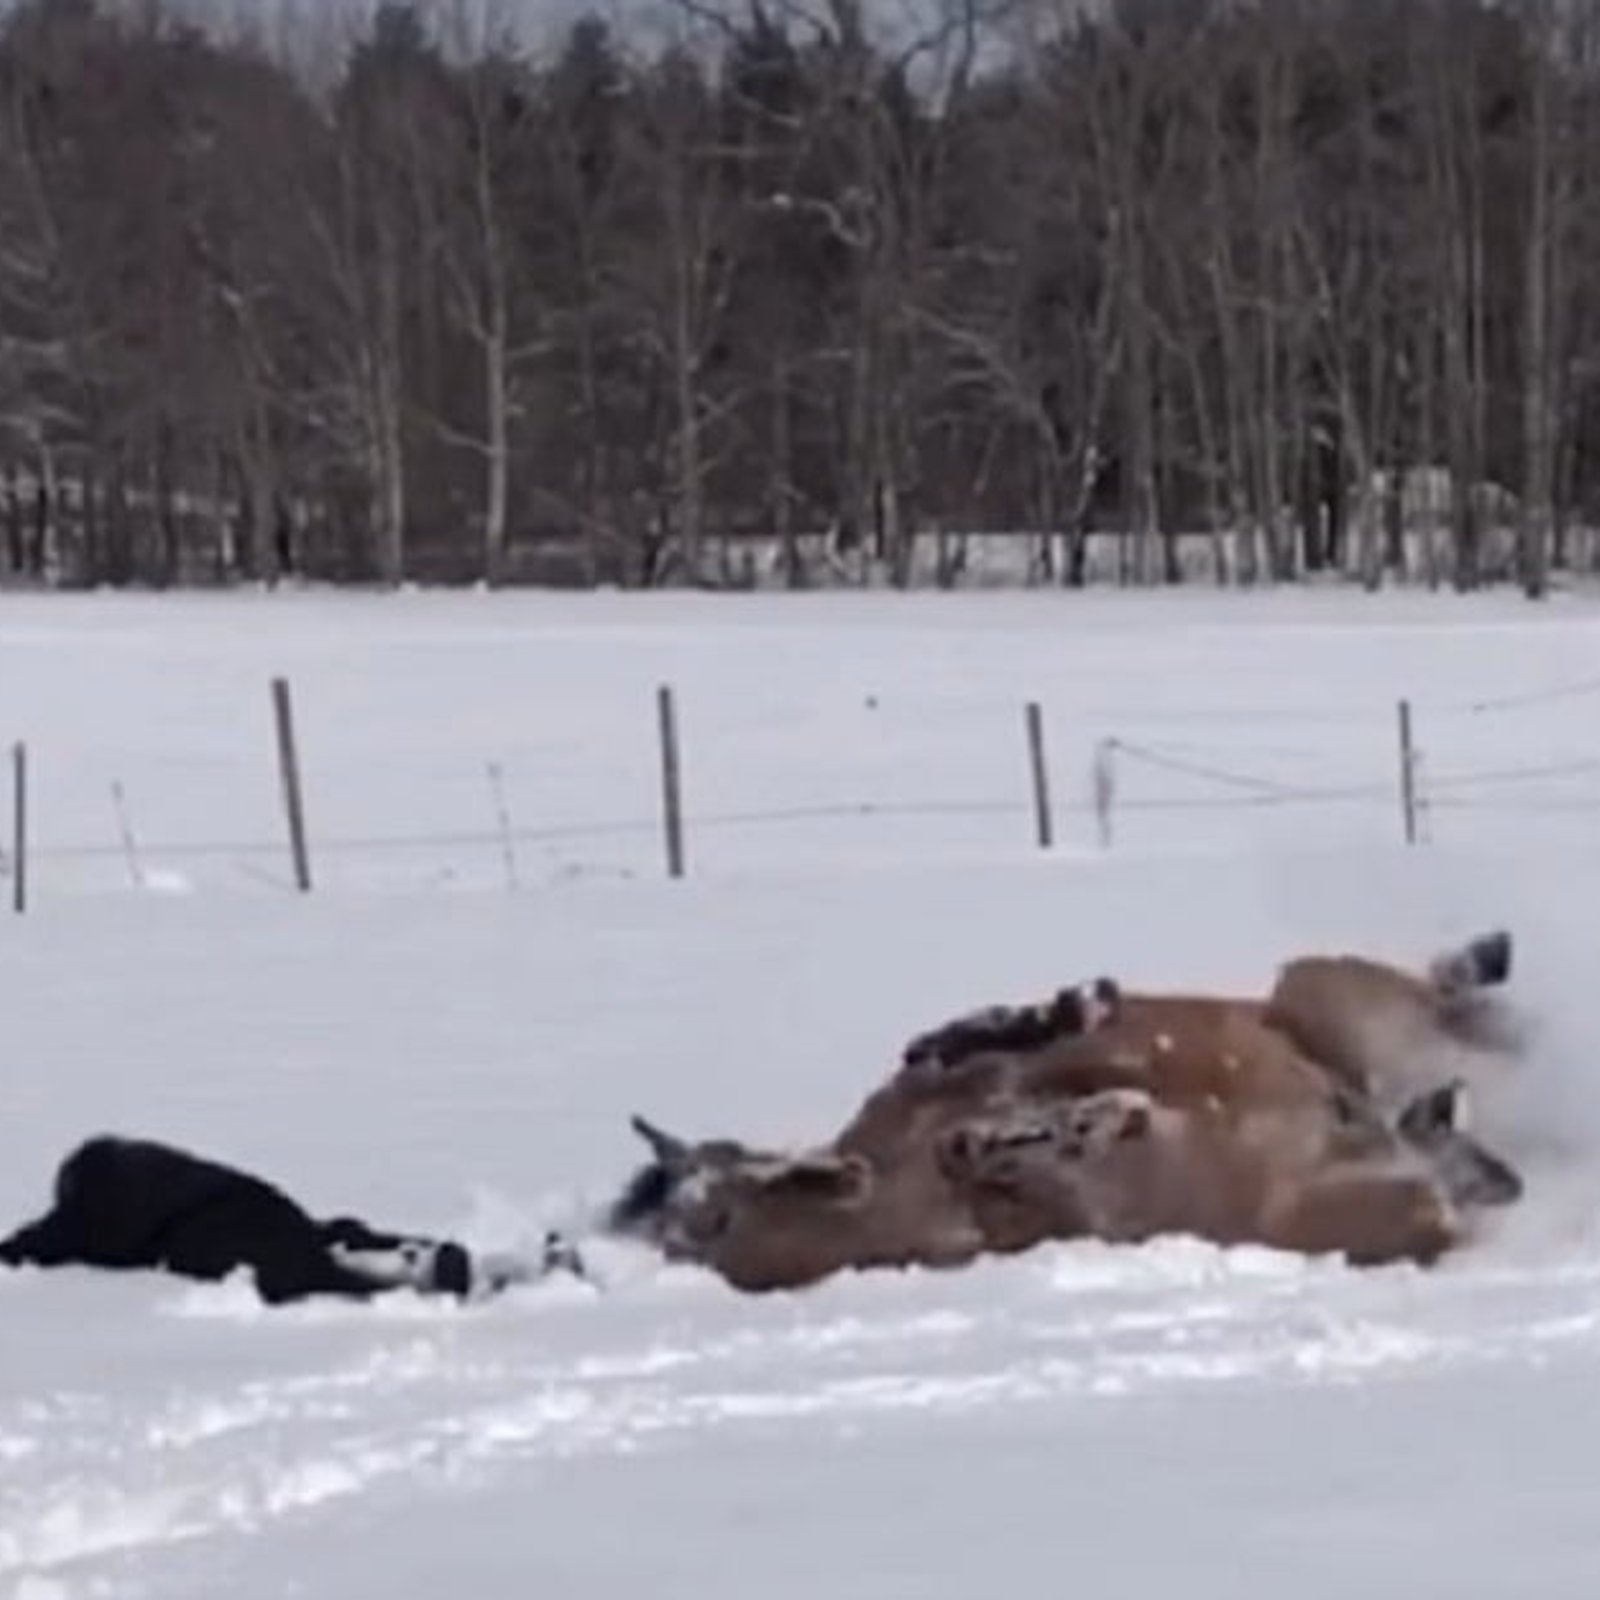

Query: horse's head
[{"left": 606, "top": 1114, "right": 876, "bottom": 1290}]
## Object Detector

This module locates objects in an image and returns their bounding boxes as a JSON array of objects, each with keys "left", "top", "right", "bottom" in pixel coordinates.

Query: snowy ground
[{"left": 5, "top": 586, "right": 1600, "bottom": 1598}]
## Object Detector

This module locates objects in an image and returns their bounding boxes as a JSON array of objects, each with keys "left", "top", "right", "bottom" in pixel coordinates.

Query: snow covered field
[{"left": 5, "top": 586, "right": 1600, "bottom": 1598}]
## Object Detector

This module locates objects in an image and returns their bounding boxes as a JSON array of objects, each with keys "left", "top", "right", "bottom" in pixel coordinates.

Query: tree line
[{"left": 0, "top": 0, "right": 1595, "bottom": 594}]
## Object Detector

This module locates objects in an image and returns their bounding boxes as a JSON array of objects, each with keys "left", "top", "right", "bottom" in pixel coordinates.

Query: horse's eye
[{"left": 688, "top": 1204, "right": 731, "bottom": 1243}]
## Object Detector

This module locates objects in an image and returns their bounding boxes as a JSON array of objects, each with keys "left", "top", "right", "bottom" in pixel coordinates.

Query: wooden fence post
[
  {"left": 1093, "top": 738, "right": 1117, "bottom": 851},
  {"left": 1397, "top": 698, "right": 1418, "bottom": 846},
  {"left": 271, "top": 677, "right": 312, "bottom": 892},
  {"left": 1024, "top": 701, "right": 1053, "bottom": 849},
  {"left": 657, "top": 684, "right": 686, "bottom": 879},
  {"left": 11, "top": 741, "right": 25, "bottom": 914},
  {"left": 111, "top": 779, "right": 146, "bottom": 890},
  {"left": 486, "top": 761, "right": 520, "bottom": 892}
]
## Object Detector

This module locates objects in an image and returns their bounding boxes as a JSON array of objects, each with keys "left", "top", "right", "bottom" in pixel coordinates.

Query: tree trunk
[
  {"left": 483, "top": 281, "right": 511, "bottom": 585},
  {"left": 367, "top": 210, "right": 407, "bottom": 587},
  {"left": 1520, "top": 1, "right": 1557, "bottom": 601},
  {"left": 1119, "top": 204, "right": 1160, "bottom": 587},
  {"left": 374, "top": 347, "right": 405, "bottom": 585},
  {"left": 154, "top": 421, "right": 180, "bottom": 588},
  {"left": 671, "top": 271, "right": 705, "bottom": 584},
  {"left": 239, "top": 404, "right": 280, "bottom": 585},
  {"left": 771, "top": 355, "right": 802, "bottom": 588}
]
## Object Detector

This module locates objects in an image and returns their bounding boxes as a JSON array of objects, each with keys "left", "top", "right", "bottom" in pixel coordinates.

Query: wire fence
[{"left": 4, "top": 663, "right": 1599, "bottom": 905}]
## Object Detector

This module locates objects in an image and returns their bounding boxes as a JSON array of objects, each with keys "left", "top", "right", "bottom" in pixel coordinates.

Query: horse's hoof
[{"left": 1466, "top": 930, "right": 1512, "bottom": 988}]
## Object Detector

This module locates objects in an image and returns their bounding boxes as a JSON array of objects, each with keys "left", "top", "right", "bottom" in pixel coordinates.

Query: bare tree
[
  {"left": 1518, "top": 0, "right": 1570, "bottom": 598},
  {"left": 0, "top": 0, "right": 1597, "bottom": 596},
  {"left": 420, "top": 5, "right": 558, "bottom": 583}
]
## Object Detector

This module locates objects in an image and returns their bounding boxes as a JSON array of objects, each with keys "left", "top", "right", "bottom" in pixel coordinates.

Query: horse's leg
[
  {"left": 1397, "top": 1080, "right": 1524, "bottom": 1208},
  {"left": 317, "top": 1215, "right": 558, "bottom": 1296},
  {"left": 1424, "top": 930, "right": 1528, "bottom": 1056},
  {"left": 253, "top": 1232, "right": 400, "bottom": 1305},
  {"left": 1428, "top": 930, "right": 1512, "bottom": 995},
  {"left": 314, "top": 1215, "right": 476, "bottom": 1298},
  {"left": 0, "top": 1205, "right": 86, "bottom": 1268},
  {"left": 1264, "top": 1166, "right": 1462, "bottom": 1267}
]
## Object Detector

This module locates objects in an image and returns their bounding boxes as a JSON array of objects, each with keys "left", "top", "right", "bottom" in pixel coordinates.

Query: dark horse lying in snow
[{"left": 0, "top": 1134, "right": 585, "bottom": 1305}]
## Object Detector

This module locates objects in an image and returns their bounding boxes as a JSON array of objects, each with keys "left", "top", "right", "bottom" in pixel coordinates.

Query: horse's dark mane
[
  {"left": 901, "top": 978, "right": 1123, "bottom": 1073},
  {"left": 608, "top": 1162, "right": 674, "bottom": 1231}
]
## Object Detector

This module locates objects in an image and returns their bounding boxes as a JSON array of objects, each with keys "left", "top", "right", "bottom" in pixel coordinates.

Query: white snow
[{"left": 5, "top": 585, "right": 1600, "bottom": 1598}]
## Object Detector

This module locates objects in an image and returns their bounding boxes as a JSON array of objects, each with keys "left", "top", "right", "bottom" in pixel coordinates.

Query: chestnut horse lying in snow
[{"left": 606, "top": 931, "right": 1527, "bottom": 1291}]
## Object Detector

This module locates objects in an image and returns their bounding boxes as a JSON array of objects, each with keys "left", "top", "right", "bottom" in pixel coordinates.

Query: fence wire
[{"left": 5, "top": 673, "right": 1598, "bottom": 897}]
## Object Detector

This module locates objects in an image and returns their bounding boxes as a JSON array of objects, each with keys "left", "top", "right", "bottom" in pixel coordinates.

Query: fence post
[
  {"left": 657, "top": 684, "right": 686, "bottom": 879},
  {"left": 1024, "top": 701, "right": 1053, "bottom": 850},
  {"left": 486, "top": 761, "right": 520, "bottom": 893},
  {"left": 271, "top": 676, "right": 313, "bottom": 892},
  {"left": 11, "top": 741, "right": 25, "bottom": 914},
  {"left": 1092, "top": 738, "right": 1117, "bottom": 850},
  {"left": 111, "top": 779, "right": 146, "bottom": 890},
  {"left": 1397, "top": 698, "right": 1418, "bottom": 846}
]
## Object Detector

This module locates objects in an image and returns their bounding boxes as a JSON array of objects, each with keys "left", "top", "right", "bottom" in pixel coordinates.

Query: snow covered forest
[{"left": 0, "top": 0, "right": 1597, "bottom": 594}]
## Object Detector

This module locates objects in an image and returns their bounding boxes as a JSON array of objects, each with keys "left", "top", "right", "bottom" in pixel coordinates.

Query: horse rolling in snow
[
  {"left": 603, "top": 932, "right": 1527, "bottom": 1292},
  {"left": 889, "top": 928, "right": 1523, "bottom": 1207},
  {"left": 0, "top": 1134, "right": 587, "bottom": 1305}
]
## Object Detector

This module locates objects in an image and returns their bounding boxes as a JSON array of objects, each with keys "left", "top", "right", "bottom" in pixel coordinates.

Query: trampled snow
[{"left": 4, "top": 585, "right": 1600, "bottom": 1598}]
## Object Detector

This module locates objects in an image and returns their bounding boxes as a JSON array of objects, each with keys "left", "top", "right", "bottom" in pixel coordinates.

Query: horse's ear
[{"left": 629, "top": 1114, "right": 690, "bottom": 1168}]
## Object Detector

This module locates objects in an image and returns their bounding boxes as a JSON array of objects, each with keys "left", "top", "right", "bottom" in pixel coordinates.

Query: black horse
[{"left": 0, "top": 1133, "right": 584, "bottom": 1305}]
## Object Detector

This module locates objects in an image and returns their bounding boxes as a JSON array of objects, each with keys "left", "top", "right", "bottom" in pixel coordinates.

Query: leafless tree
[{"left": 0, "top": 0, "right": 1596, "bottom": 595}]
